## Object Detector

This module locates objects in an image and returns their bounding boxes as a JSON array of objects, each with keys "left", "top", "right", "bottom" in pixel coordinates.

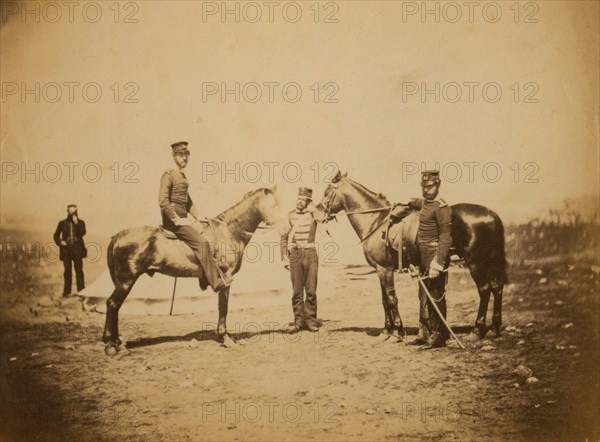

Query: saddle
[
  {"left": 384, "top": 205, "right": 460, "bottom": 271},
  {"left": 384, "top": 208, "right": 419, "bottom": 271}
]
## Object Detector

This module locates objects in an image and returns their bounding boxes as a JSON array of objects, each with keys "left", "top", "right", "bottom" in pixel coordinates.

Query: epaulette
[{"left": 437, "top": 198, "right": 448, "bottom": 208}]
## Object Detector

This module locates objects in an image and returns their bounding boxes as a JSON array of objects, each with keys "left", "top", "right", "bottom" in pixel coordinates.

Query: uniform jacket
[
  {"left": 158, "top": 169, "right": 200, "bottom": 231},
  {"left": 280, "top": 207, "right": 327, "bottom": 260},
  {"left": 417, "top": 197, "right": 452, "bottom": 270},
  {"left": 53, "top": 217, "right": 86, "bottom": 261}
]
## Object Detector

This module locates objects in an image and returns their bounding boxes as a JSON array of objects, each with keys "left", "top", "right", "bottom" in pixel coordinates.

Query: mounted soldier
[{"left": 158, "top": 141, "right": 231, "bottom": 292}]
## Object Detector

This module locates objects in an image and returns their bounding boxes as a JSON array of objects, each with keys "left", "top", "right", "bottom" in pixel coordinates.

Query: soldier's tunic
[
  {"left": 417, "top": 197, "right": 452, "bottom": 340},
  {"left": 281, "top": 209, "right": 326, "bottom": 327},
  {"left": 158, "top": 169, "right": 224, "bottom": 290}
]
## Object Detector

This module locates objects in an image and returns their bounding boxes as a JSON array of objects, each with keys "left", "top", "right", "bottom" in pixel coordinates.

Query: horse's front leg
[
  {"left": 377, "top": 265, "right": 405, "bottom": 343},
  {"left": 377, "top": 281, "right": 393, "bottom": 340},
  {"left": 216, "top": 286, "right": 236, "bottom": 347},
  {"left": 490, "top": 283, "right": 504, "bottom": 337}
]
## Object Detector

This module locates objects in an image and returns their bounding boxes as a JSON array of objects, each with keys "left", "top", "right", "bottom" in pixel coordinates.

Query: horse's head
[{"left": 319, "top": 170, "right": 348, "bottom": 219}]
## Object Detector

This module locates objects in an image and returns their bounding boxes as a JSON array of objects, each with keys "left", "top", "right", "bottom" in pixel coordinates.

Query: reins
[{"left": 323, "top": 181, "right": 411, "bottom": 245}]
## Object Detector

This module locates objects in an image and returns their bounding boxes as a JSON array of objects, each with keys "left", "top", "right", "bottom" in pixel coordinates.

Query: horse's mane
[
  {"left": 346, "top": 177, "right": 391, "bottom": 207},
  {"left": 215, "top": 188, "right": 271, "bottom": 221}
]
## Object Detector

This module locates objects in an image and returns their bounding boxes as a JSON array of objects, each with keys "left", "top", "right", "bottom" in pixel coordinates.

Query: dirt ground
[{"left": 1, "top": 246, "right": 599, "bottom": 441}]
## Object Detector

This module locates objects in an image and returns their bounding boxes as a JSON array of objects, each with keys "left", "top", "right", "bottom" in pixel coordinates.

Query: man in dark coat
[
  {"left": 409, "top": 170, "right": 452, "bottom": 348},
  {"left": 53, "top": 204, "right": 86, "bottom": 297}
]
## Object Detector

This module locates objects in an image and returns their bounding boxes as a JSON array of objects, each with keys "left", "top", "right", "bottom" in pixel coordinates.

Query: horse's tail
[
  {"left": 107, "top": 235, "right": 118, "bottom": 286},
  {"left": 492, "top": 213, "right": 508, "bottom": 285}
]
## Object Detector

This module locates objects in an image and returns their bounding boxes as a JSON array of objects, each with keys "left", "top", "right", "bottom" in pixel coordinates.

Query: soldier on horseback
[
  {"left": 158, "top": 141, "right": 232, "bottom": 292},
  {"left": 408, "top": 170, "right": 452, "bottom": 348}
]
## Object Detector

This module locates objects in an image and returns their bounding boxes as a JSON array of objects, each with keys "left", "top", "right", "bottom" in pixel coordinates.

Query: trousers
[
  {"left": 175, "top": 225, "right": 225, "bottom": 290},
  {"left": 289, "top": 247, "right": 318, "bottom": 326},
  {"left": 418, "top": 243, "right": 449, "bottom": 340},
  {"left": 62, "top": 251, "right": 84, "bottom": 295}
]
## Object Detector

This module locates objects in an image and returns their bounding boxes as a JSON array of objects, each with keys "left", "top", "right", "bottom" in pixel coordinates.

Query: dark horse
[
  {"left": 102, "top": 187, "right": 287, "bottom": 355},
  {"left": 318, "top": 172, "right": 507, "bottom": 342}
]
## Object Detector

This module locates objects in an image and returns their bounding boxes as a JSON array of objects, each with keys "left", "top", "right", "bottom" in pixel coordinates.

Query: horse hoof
[
  {"left": 377, "top": 332, "right": 391, "bottom": 341},
  {"left": 468, "top": 328, "right": 485, "bottom": 343},
  {"left": 219, "top": 334, "right": 237, "bottom": 348},
  {"left": 385, "top": 334, "right": 404, "bottom": 344},
  {"left": 116, "top": 343, "right": 130, "bottom": 355},
  {"left": 104, "top": 345, "right": 118, "bottom": 356},
  {"left": 489, "top": 326, "right": 501, "bottom": 339}
]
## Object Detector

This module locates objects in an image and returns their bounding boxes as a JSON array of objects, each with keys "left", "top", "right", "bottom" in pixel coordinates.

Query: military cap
[
  {"left": 170, "top": 141, "right": 190, "bottom": 154},
  {"left": 298, "top": 187, "right": 313, "bottom": 200},
  {"left": 421, "top": 170, "right": 441, "bottom": 186},
  {"left": 67, "top": 204, "right": 77, "bottom": 209}
]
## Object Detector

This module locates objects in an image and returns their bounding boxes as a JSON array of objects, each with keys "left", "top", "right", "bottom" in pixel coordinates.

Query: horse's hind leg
[
  {"left": 490, "top": 283, "right": 504, "bottom": 337},
  {"left": 102, "top": 279, "right": 137, "bottom": 355},
  {"left": 466, "top": 260, "right": 492, "bottom": 341},
  {"left": 473, "top": 282, "right": 492, "bottom": 340}
]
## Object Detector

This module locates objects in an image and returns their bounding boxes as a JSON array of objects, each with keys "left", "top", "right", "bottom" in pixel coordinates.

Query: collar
[{"left": 424, "top": 196, "right": 447, "bottom": 207}]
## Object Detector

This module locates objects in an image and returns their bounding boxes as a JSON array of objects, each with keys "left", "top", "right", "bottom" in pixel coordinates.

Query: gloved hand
[
  {"left": 175, "top": 217, "right": 192, "bottom": 226},
  {"left": 408, "top": 198, "right": 424, "bottom": 210}
]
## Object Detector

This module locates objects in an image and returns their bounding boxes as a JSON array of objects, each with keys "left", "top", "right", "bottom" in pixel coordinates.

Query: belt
[
  {"left": 418, "top": 241, "right": 438, "bottom": 246},
  {"left": 288, "top": 243, "right": 316, "bottom": 250}
]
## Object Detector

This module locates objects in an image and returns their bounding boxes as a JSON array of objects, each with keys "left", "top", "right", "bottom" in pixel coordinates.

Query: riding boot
[
  {"left": 198, "top": 274, "right": 209, "bottom": 291},
  {"left": 408, "top": 323, "right": 430, "bottom": 345}
]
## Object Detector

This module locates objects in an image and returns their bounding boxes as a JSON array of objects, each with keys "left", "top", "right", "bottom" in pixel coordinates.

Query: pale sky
[{"left": 1, "top": 1, "right": 598, "bottom": 236}]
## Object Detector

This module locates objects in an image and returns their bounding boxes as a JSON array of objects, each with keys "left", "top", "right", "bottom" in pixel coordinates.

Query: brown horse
[
  {"left": 102, "top": 187, "right": 287, "bottom": 355},
  {"left": 318, "top": 172, "right": 507, "bottom": 342}
]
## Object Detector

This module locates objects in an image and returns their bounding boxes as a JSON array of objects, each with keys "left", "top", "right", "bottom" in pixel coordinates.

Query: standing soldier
[
  {"left": 159, "top": 141, "right": 231, "bottom": 292},
  {"left": 281, "top": 187, "right": 328, "bottom": 333},
  {"left": 53, "top": 204, "right": 86, "bottom": 297},
  {"left": 409, "top": 170, "right": 453, "bottom": 348}
]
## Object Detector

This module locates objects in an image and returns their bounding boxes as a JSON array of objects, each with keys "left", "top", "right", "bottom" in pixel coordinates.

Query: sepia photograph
[{"left": 1, "top": 1, "right": 598, "bottom": 440}]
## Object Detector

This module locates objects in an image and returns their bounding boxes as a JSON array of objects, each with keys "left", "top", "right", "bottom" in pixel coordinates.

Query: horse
[
  {"left": 101, "top": 187, "right": 287, "bottom": 355},
  {"left": 318, "top": 172, "right": 507, "bottom": 343}
]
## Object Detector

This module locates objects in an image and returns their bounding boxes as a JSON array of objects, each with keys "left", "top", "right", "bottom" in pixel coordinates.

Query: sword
[{"left": 408, "top": 264, "right": 465, "bottom": 349}]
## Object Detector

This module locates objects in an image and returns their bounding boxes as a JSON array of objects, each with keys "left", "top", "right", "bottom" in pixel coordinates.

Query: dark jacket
[
  {"left": 417, "top": 198, "right": 452, "bottom": 269},
  {"left": 53, "top": 217, "right": 86, "bottom": 261}
]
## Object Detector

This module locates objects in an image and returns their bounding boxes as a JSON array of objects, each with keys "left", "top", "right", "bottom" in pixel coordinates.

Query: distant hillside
[{"left": 515, "top": 194, "right": 599, "bottom": 226}]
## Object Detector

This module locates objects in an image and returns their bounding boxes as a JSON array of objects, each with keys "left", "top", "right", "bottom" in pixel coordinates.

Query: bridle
[{"left": 322, "top": 175, "right": 399, "bottom": 244}]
